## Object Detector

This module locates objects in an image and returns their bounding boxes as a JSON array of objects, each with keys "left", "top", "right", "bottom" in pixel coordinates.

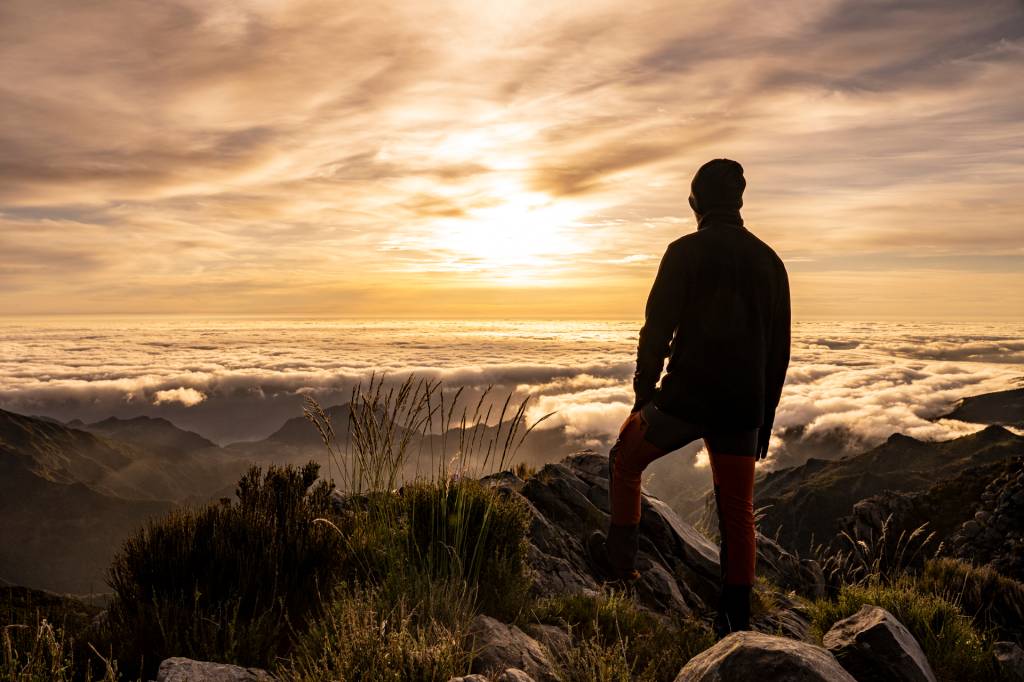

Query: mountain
[
  {"left": 750, "top": 425, "right": 1024, "bottom": 555},
  {"left": 941, "top": 386, "right": 1024, "bottom": 427},
  {"left": 0, "top": 409, "right": 253, "bottom": 592},
  {"left": 73, "top": 416, "right": 217, "bottom": 457},
  {"left": 0, "top": 455, "right": 172, "bottom": 593}
]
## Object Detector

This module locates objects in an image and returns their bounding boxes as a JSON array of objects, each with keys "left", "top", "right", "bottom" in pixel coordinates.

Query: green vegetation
[
  {"left": 917, "top": 558, "right": 1024, "bottom": 642},
  {"left": 1, "top": 617, "right": 120, "bottom": 682},
  {"left": 808, "top": 576, "right": 999, "bottom": 682},
  {"left": 285, "top": 584, "right": 473, "bottom": 682},
  {"left": 529, "top": 592, "right": 715, "bottom": 682}
]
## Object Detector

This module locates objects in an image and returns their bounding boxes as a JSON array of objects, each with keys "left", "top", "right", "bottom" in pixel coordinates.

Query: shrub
[
  {"left": 918, "top": 558, "right": 1024, "bottom": 642},
  {"left": 283, "top": 583, "right": 473, "bottom": 682},
  {"left": 106, "top": 462, "right": 344, "bottom": 679},
  {"left": 404, "top": 480, "right": 532, "bottom": 621},
  {"left": 808, "top": 577, "right": 998, "bottom": 682},
  {"left": 530, "top": 591, "right": 715, "bottom": 682}
]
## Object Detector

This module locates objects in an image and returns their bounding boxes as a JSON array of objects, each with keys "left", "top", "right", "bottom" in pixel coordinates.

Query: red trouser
[{"left": 609, "top": 406, "right": 757, "bottom": 586}]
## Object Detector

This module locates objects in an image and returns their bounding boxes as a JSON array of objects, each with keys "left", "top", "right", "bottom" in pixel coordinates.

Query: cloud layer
[
  {"left": 1, "top": 0, "right": 1022, "bottom": 317},
  {"left": 1, "top": 319, "right": 1019, "bottom": 454}
]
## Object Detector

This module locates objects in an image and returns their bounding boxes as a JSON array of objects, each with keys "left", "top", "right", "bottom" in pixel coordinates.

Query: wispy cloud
[{"left": 0, "top": 0, "right": 1022, "bottom": 316}]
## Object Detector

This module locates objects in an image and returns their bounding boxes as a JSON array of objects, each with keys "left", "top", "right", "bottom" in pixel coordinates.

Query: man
[{"left": 588, "top": 158, "right": 791, "bottom": 637}]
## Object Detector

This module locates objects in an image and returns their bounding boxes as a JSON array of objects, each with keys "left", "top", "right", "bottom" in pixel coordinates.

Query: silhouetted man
[{"left": 589, "top": 158, "right": 790, "bottom": 637}]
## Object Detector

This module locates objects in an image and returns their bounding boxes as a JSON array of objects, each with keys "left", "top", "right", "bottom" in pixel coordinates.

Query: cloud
[
  {"left": 1, "top": 319, "right": 1020, "bottom": 456},
  {"left": 152, "top": 387, "right": 207, "bottom": 407},
  {"left": 0, "top": 0, "right": 1021, "bottom": 315}
]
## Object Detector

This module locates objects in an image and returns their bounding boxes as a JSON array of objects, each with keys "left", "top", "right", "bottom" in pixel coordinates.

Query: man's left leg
[{"left": 706, "top": 439, "right": 757, "bottom": 637}]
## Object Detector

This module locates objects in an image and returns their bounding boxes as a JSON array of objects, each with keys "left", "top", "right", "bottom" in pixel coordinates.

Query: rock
[
  {"left": 468, "top": 615, "right": 555, "bottom": 681},
  {"left": 446, "top": 676, "right": 489, "bottom": 682},
  {"left": 521, "top": 623, "right": 572, "bottom": 655},
  {"left": 156, "top": 657, "right": 276, "bottom": 682},
  {"left": 995, "top": 641, "right": 1024, "bottom": 682},
  {"left": 515, "top": 452, "right": 812, "bottom": 622},
  {"left": 675, "top": 631, "right": 855, "bottom": 681},
  {"left": 496, "top": 669, "right": 536, "bottom": 682},
  {"left": 823, "top": 605, "right": 936, "bottom": 682}
]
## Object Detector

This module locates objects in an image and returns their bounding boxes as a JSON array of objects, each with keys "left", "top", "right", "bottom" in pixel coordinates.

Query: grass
[
  {"left": 1, "top": 617, "right": 121, "bottom": 682},
  {"left": 917, "top": 558, "right": 1024, "bottom": 642},
  {"left": 808, "top": 576, "right": 1000, "bottom": 682},
  {"left": 283, "top": 583, "right": 474, "bottom": 682},
  {"left": 528, "top": 591, "right": 715, "bottom": 682}
]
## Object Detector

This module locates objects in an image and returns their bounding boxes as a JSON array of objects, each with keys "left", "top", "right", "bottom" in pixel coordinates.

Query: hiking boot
[
  {"left": 714, "top": 584, "right": 752, "bottom": 639},
  {"left": 587, "top": 524, "right": 640, "bottom": 583}
]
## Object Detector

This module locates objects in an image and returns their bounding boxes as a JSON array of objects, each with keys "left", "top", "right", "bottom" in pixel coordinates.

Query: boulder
[
  {"left": 675, "top": 631, "right": 855, "bottom": 682},
  {"left": 446, "top": 676, "right": 489, "bottom": 682},
  {"left": 822, "top": 605, "right": 936, "bottom": 682},
  {"left": 995, "top": 641, "right": 1024, "bottom": 682},
  {"left": 468, "top": 614, "right": 556, "bottom": 681},
  {"left": 156, "top": 657, "right": 276, "bottom": 682}
]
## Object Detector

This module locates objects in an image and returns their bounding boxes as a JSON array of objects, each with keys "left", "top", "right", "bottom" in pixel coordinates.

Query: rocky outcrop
[
  {"left": 823, "top": 605, "right": 936, "bottom": 682},
  {"left": 484, "top": 453, "right": 814, "bottom": 638},
  {"left": 467, "top": 615, "right": 555, "bottom": 681},
  {"left": 948, "top": 456, "right": 1024, "bottom": 580},
  {"left": 751, "top": 426, "right": 1024, "bottom": 556},
  {"left": 155, "top": 657, "right": 276, "bottom": 682},
  {"left": 674, "top": 631, "right": 855, "bottom": 681}
]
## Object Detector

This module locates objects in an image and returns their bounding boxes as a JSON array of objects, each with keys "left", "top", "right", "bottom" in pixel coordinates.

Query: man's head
[{"left": 688, "top": 158, "right": 745, "bottom": 218}]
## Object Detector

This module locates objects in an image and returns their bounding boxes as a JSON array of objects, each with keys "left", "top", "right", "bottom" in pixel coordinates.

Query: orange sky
[{"left": 1, "top": 0, "right": 1022, "bottom": 319}]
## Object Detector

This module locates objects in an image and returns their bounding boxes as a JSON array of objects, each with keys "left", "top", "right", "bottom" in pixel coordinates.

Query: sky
[{"left": 1, "top": 0, "right": 1023, "bottom": 319}]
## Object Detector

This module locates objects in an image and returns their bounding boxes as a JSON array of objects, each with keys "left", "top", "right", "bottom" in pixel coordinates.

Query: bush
[
  {"left": 106, "top": 462, "right": 344, "bottom": 678},
  {"left": 530, "top": 591, "right": 715, "bottom": 682},
  {"left": 918, "top": 558, "right": 1024, "bottom": 642},
  {"left": 283, "top": 583, "right": 473, "bottom": 682},
  {"left": 808, "top": 577, "right": 999, "bottom": 682}
]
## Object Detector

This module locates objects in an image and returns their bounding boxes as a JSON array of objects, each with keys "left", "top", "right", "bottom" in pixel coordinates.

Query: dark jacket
[{"left": 633, "top": 215, "right": 790, "bottom": 432}]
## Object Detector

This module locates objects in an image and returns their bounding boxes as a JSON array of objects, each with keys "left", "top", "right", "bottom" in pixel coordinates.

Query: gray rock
[
  {"left": 156, "top": 657, "right": 276, "bottom": 682},
  {"left": 469, "top": 615, "right": 556, "bottom": 682},
  {"left": 995, "top": 641, "right": 1024, "bottom": 682},
  {"left": 675, "top": 631, "right": 855, "bottom": 681},
  {"left": 496, "top": 669, "right": 536, "bottom": 682},
  {"left": 823, "top": 605, "right": 936, "bottom": 682},
  {"left": 514, "top": 453, "right": 813, "bottom": 622},
  {"left": 446, "top": 676, "right": 489, "bottom": 682},
  {"left": 521, "top": 623, "right": 571, "bottom": 655}
]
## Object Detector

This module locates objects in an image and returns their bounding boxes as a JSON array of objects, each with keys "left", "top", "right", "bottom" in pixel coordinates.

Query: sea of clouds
[{"left": 0, "top": 319, "right": 1021, "bottom": 470}]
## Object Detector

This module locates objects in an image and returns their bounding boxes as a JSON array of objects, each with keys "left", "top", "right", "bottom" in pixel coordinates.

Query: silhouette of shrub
[{"left": 106, "top": 462, "right": 344, "bottom": 679}]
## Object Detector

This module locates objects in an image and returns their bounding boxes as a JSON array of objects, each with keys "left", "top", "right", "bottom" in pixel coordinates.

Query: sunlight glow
[{"left": 433, "top": 184, "right": 592, "bottom": 283}]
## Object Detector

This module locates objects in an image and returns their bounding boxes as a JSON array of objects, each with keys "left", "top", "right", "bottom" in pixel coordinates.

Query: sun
[{"left": 433, "top": 183, "right": 591, "bottom": 284}]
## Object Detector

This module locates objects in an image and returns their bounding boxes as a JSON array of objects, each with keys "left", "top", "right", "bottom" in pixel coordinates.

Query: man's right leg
[{"left": 592, "top": 405, "right": 700, "bottom": 580}]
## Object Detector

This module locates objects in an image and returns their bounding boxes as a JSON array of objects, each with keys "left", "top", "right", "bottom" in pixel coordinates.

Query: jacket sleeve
[
  {"left": 633, "top": 245, "right": 683, "bottom": 411},
  {"left": 763, "top": 262, "right": 791, "bottom": 426}
]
